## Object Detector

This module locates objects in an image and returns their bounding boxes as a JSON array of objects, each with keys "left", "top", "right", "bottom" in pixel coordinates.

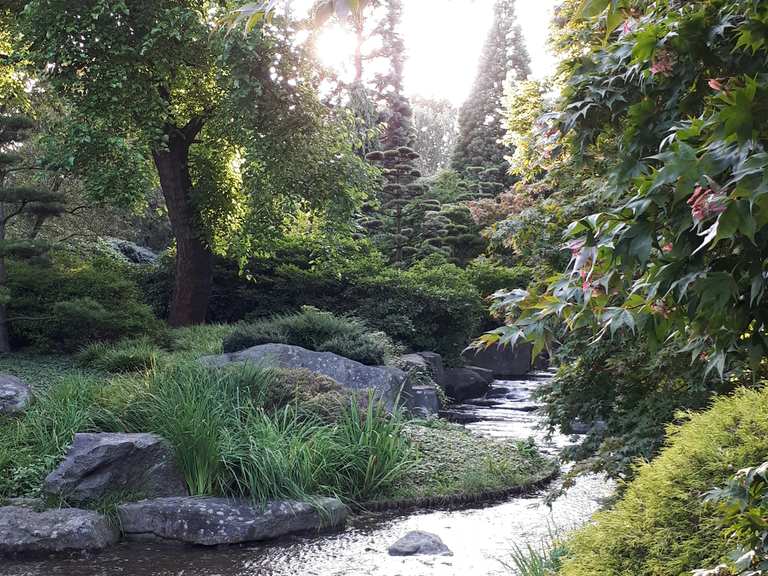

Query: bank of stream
[{"left": 1, "top": 371, "right": 613, "bottom": 576}]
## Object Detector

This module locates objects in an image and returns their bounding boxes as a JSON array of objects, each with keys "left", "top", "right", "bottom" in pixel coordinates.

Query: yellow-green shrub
[{"left": 561, "top": 386, "right": 768, "bottom": 576}]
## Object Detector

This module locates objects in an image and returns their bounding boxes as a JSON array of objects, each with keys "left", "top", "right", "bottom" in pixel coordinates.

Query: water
[{"left": 1, "top": 372, "right": 612, "bottom": 576}]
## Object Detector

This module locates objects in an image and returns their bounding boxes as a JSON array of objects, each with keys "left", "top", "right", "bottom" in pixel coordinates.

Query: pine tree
[
  {"left": 451, "top": 0, "right": 531, "bottom": 196},
  {"left": 362, "top": 0, "right": 428, "bottom": 265},
  {"left": 0, "top": 113, "right": 65, "bottom": 351}
]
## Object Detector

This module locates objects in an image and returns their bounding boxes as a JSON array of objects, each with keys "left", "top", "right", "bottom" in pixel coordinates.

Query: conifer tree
[
  {"left": 362, "top": 0, "right": 428, "bottom": 265},
  {"left": 0, "top": 113, "right": 65, "bottom": 352},
  {"left": 452, "top": 0, "right": 531, "bottom": 196}
]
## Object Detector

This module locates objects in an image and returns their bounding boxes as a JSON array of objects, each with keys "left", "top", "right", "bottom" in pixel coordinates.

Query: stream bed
[{"left": 1, "top": 371, "right": 612, "bottom": 576}]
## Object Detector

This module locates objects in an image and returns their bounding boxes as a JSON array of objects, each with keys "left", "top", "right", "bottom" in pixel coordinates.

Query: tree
[
  {"left": 0, "top": 114, "right": 65, "bottom": 351},
  {"left": 483, "top": 0, "right": 768, "bottom": 376},
  {"left": 21, "top": 1, "right": 372, "bottom": 326},
  {"left": 412, "top": 97, "right": 458, "bottom": 177},
  {"left": 452, "top": 0, "right": 531, "bottom": 196}
]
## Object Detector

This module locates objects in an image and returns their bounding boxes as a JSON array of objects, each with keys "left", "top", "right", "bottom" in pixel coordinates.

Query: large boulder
[
  {"left": 0, "top": 506, "right": 118, "bottom": 556},
  {"left": 443, "top": 367, "right": 494, "bottom": 402},
  {"left": 201, "top": 343, "right": 407, "bottom": 410},
  {"left": 118, "top": 496, "right": 348, "bottom": 546},
  {"left": 0, "top": 375, "right": 30, "bottom": 415},
  {"left": 388, "top": 531, "right": 453, "bottom": 556},
  {"left": 44, "top": 433, "right": 187, "bottom": 505},
  {"left": 461, "top": 342, "right": 533, "bottom": 378}
]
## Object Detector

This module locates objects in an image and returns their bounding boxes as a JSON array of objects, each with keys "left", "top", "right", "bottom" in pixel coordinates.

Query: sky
[{"left": 293, "top": 0, "right": 558, "bottom": 106}]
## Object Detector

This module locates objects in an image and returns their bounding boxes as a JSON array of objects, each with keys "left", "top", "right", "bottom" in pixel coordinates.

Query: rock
[
  {"left": 0, "top": 375, "right": 30, "bottom": 414},
  {"left": 416, "top": 352, "right": 445, "bottom": 388},
  {"left": 388, "top": 531, "right": 453, "bottom": 557},
  {"left": 2, "top": 498, "right": 44, "bottom": 511},
  {"left": 398, "top": 354, "right": 442, "bottom": 416},
  {"left": 0, "top": 506, "right": 118, "bottom": 556},
  {"left": 44, "top": 433, "right": 187, "bottom": 505},
  {"left": 201, "top": 344, "right": 407, "bottom": 410},
  {"left": 461, "top": 342, "right": 533, "bottom": 378},
  {"left": 444, "top": 367, "right": 494, "bottom": 402},
  {"left": 405, "top": 386, "right": 441, "bottom": 417},
  {"left": 105, "top": 237, "right": 158, "bottom": 264},
  {"left": 118, "top": 496, "right": 348, "bottom": 546}
]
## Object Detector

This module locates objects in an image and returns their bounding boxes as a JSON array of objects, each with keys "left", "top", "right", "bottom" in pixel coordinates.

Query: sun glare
[{"left": 315, "top": 24, "right": 357, "bottom": 79}]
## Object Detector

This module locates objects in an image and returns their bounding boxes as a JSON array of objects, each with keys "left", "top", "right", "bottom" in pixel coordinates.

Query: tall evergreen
[
  {"left": 363, "top": 0, "right": 427, "bottom": 265},
  {"left": 451, "top": 0, "right": 530, "bottom": 196},
  {"left": 0, "top": 113, "right": 65, "bottom": 351}
]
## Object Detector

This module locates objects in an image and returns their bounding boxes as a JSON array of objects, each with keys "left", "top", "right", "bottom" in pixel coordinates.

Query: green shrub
[
  {"left": 256, "top": 368, "right": 355, "bottom": 422},
  {"left": 7, "top": 249, "right": 162, "bottom": 352},
  {"left": 560, "top": 386, "right": 768, "bottom": 576},
  {"left": 78, "top": 337, "right": 163, "bottom": 373},
  {"left": 224, "top": 308, "right": 395, "bottom": 365},
  {"left": 466, "top": 258, "right": 533, "bottom": 297},
  {"left": 142, "top": 239, "right": 485, "bottom": 361}
]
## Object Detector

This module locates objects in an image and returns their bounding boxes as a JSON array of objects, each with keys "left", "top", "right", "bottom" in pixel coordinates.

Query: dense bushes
[
  {"left": 543, "top": 333, "right": 731, "bottom": 480},
  {"left": 559, "top": 386, "right": 768, "bottom": 576},
  {"left": 223, "top": 308, "right": 394, "bottom": 365},
  {"left": 7, "top": 249, "right": 161, "bottom": 352},
  {"left": 144, "top": 240, "right": 492, "bottom": 361}
]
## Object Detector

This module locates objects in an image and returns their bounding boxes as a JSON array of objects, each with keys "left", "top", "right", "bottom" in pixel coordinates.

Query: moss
[
  {"left": 389, "top": 423, "right": 557, "bottom": 500},
  {"left": 560, "top": 386, "right": 768, "bottom": 576}
]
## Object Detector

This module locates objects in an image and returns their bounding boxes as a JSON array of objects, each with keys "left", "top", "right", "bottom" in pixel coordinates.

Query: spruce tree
[
  {"left": 451, "top": 0, "right": 531, "bottom": 196},
  {"left": 0, "top": 113, "right": 65, "bottom": 351}
]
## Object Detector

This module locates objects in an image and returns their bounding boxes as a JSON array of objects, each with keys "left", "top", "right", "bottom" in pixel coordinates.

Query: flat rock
[
  {"left": 118, "top": 496, "right": 349, "bottom": 546},
  {"left": 0, "top": 506, "right": 118, "bottom": 557},
  {"left": 0, "top": 375, "right": 30, "bottom": 414},
  {"left": 201, "top": 343, "right": 407, "bottom": 410},
  {"left": 388, "top": 531, "right": 453, "bottom": 556},
  {"left": 44, "top": 433, "right": 187, "bottom": 505}
]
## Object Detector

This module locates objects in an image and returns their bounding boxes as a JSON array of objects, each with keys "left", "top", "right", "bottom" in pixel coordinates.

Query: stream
[{"left": 1, "top": 371, "right": 613, "bottom": 576}]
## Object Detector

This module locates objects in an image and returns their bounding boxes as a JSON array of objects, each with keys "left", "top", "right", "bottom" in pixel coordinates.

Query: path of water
[{"left": 1, "top": 371, "right": 612, "bottom": 576}]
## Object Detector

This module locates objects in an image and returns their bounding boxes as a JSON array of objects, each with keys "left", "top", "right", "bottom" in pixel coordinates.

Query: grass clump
[
  {"left": 223, "top": 307, "right": 395, "bottom": 365},
  {"left": 77, "top": 337, "right": 163, "bottom": 373},
  {"left": 388, "top": 423, "right": 557, "bottom": 500},
  {"left": 559, "top": 386, "right": 768, "bottom": 576}
]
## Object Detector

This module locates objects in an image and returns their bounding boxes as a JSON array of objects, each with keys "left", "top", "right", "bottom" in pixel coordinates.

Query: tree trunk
[
  {"left": 0, "top": 203, "right": 10, "bottom": 353},
  {"left": 152, "top": 123, "right": 212, "bottom": 327}
]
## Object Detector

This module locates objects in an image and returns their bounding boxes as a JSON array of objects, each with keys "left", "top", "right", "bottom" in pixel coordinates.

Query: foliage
[
  {"left": 223, "top": 307, "right": 395, "bottom": 365},
  {"left": 466, "top": 258, "right": 532, "bottom": 298},
  {"left": 696, "top": 462, "right": 768, "bottom": 576},
  {"left": 259, "top": 368, "right": 357, "bottom": 422},
  {"left": 143, "top": 240, "right": 486, "bottom": 361},
  {"left": 0, "top": 112, "right": 67, "bottom": 351},
  {"left": 502, "top": 537, "right": 569, "bottom": 576},
  {"left": 452, "top": 0, "right": 530, "bottom": 195},
  {"left": 543, "top": 331, "right": 729, "bottom": 480},
  {"left": 488, "top": 0, "right": 768, "bottom": 375},
  {"left": 412, "top": 97, "right": 459, "bottom": 177},
  {"left": 77, "top": 337, "right": 163, "bottom": 373},
  {"left": 503, "top": 79, "right": 550, "bottom": 181},
  {"left": 390, "top": 423, "right": 556, "bottom": 500},
  {"left": 559, "top": 386, "right": 768, "bottom": 576},
  {"left": 0, "top": 373, "right": 114, "bottom": 498},
  {"left": 21, "top": 0, "right": 375, "bottom": 325},
  {"left": 6, "top": 249, "right": 162, "bottom": 352}
]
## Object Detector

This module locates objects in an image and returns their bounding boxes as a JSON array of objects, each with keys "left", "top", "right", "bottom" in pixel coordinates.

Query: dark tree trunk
[
  {"left": 0, "top": 204, "right": 10, "bottom": 353},
  {"left": 152, "top": 121, "right": 212, "bottom": 327}
]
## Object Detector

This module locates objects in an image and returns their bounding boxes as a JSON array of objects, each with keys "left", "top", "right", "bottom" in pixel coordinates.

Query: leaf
[{"left": 577, "top": 0, "right": 611, "bottom": 19}]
